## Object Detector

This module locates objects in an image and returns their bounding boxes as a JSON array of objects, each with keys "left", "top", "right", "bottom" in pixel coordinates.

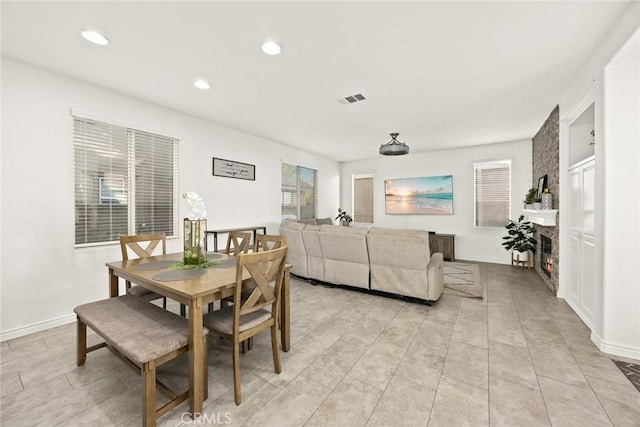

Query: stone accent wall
[{"left": 532, "top": 106, "right": 560, "bottom": 293}]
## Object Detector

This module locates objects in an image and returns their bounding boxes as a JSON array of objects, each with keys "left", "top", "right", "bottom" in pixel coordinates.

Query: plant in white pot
[
  {"left": 523, "top": 188, "right": 537, "bottom": 209},
  {"left": 502, "top": 215, "right": 537, "bottom": 265},
  {"left": 335, "top": 208, "right": 353, "bottom": 226}
]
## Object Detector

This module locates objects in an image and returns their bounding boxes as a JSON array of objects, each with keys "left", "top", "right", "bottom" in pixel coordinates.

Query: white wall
[
  {"left": 603, "top": 29, "right": 639, "bottom": 358},
  {"left": 341, "top": 140, "right": 532, "bottom": 264},
  {"left": 558, "top": 2, "right": 639, "bottom": 359},
  {"left": 0, "top": 58, "right": 340, "bottom": 339}
]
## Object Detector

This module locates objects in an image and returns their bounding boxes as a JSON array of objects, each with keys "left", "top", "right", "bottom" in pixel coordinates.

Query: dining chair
[
  {"left": 119, "top": 233, "right": 168, "bottom": 309},
  {"left": 214, "top": 231, "right": 252, "bottom": 312},
  {"left": 249, "top": 234, "right": 288, "bottom": 329},
  {"left": 219, "top": 234, "right": 288, "bottom": 347},
  {"left": 224, "top": 231, "right": 252, "bottom": 256},
  {"left": 253, "top": 234, "right": 287, "bottom": 252},
  {"left": 202, "top": 246, "right": 288, "bottom": 405}
]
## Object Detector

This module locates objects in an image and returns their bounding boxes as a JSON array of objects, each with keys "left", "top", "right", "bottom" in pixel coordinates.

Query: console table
[
  {"left": 206, "top": 225, "right": 267, "bottom": 252},
  {"left": 429, "top": 233, "right": 455, "bottom": 261}
]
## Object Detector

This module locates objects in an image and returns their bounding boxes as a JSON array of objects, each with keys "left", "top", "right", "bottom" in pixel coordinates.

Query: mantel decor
[
  {"left": 213, "top": 157, "right": 255, "bottom": 181},
  {"left": 537, "top": 174, "right": 548, "bottom": 200}
]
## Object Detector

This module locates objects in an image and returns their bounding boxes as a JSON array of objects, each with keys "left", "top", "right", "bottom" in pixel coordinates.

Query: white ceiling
[{"left": 1, "top": 1, "right": 632, "bottom": 162}]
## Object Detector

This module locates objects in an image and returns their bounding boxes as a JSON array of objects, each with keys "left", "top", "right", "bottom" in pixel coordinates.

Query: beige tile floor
[{"left": 2, "top": 262, "right": 639, "bottom": 426}]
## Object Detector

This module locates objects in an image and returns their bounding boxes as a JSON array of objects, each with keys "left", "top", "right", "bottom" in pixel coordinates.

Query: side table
[{"left": 429, "top": 233, "right": 455, "bottom": 261}]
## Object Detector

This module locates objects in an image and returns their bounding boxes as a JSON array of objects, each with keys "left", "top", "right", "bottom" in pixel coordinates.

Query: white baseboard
[
  {"left": 592, "top": 332, "right": 640, "bottom": 360},
  {"left": 0, "top": 313, "right": 76, "bottom": 342}
]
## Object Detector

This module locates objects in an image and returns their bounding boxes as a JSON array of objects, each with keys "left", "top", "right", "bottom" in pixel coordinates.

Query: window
[
  {"left": 281, "top": 163, "right": 316, "bottom": 220},
  {"left": 74, "top": 117, "right": 179, "bottom": 245},
  {"left": 353, "top": 173, "right": 374, "bottom": 223},
  {"left": 474, "top": 159, "right": 511, "bottom": 227}
]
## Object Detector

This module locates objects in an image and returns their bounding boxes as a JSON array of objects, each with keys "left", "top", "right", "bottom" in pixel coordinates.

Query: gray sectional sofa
[{"left": 280, "top": 221, "right": 444, "bottom": 302}]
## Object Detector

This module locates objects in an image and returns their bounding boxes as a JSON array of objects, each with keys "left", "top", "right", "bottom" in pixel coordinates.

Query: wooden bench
[{"left": 74, "top": 295, "right": 209, "bottom": 427}]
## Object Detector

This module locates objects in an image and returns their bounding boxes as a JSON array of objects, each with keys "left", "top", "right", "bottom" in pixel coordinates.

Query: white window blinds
[
  {"left": 474, "top": 160, "right": 511, "bottom": 227},
  {"left": 74, "top": 117, "right": 179, "bottom": 245},
  {"left": 281, "top": 163, "right": 316, "bottom": 220},
  {"left": 353, "top": 176, "right": 374, "bottom": 223}
]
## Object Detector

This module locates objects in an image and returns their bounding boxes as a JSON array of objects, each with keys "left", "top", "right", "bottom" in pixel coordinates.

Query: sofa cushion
[
  {"left": 319, "top": 229, "right": 370, "bottom": 289},
  {"left": 299, "top": 218, "right": 318, "bottom": 225},
  {"left": 302, "top": 227, "right": 324, "bottom": 281},
  {"left": 283, "top": 217, "right": 332, "bottom": 226},
  {"left": 315, "top": 217, "right": 333, "bottom": 225},
  {"left": 367, "top": 234, "right": 430, "bottom": 269},
  {"left": 367, "top": 231, "right": 441, "bottom": 300},
  {"left": 281, "top": 220, "right": 306, "bottom": 231},
  {"left": 369, "top": 226, "right": 429, "bottom": 240},
  {"left": 319, "top": 224, "right": 369, "bottom": 235}
]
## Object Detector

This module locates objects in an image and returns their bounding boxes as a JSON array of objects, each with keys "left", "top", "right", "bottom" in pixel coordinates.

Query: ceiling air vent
[{"left": 338, "top": 93, "right": 366, "bottom": 105}]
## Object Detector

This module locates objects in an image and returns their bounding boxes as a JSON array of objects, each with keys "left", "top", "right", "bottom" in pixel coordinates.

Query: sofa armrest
[
  {"left": 427, "top": 252, "right": 444, "bottom": 301},
  {"left": 280, "top": 222, "right": 308, "bottom": 277}
]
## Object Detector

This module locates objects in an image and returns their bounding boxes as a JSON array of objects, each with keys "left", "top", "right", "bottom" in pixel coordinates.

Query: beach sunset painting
[{"left": 385, "top": 175, "right": 453, "bottom": 215}]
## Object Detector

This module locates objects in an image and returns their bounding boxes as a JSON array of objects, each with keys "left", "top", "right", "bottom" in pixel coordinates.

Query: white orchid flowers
[{"left": 183, "top": 191, "right": 207, "bottom": 220}]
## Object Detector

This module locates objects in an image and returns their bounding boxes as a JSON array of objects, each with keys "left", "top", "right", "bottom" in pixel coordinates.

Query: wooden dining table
[{"left": 105, "top": 252, "right": 291, "bottom": 416}]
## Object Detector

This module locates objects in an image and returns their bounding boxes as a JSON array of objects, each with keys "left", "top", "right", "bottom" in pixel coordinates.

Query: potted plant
[
  {"left": 524, "top": 188, "right": 537, "bottom": 209},
  {"left": 502, "top": 215, "right": 537, "bottom": 265},
  {"left": 335, "top": 208, "right": 353, "bottom": 226},
  {"left": 533, "top": 197, "right": 542, "bottom": 210}
]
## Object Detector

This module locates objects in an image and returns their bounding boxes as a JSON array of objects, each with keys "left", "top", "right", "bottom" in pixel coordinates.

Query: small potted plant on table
[
  {"left": 502, "top": 215, "right": 537, "bottom": 268},
  {"left": 335, "top": 208, "right": 353, "bottom": 226}
]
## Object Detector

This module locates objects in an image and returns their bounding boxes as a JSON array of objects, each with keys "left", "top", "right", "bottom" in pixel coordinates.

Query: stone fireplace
[{"left": 532, "top": 106, "right": 560, "bottom": 294}]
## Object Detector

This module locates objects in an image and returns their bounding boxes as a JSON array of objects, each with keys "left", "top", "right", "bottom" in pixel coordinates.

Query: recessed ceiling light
[
  {"left": 193, "top": 79, "right": 211, "bottom": 90},
  {"left": 261, "top": 41, "right": 282, "bottom": 56},
  {"left": 81, "top": 29, "right": 110, "bottom": 46}
]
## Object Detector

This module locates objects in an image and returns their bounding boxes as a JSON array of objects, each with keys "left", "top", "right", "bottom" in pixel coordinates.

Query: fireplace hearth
[{"left": 541, "top": 235, "right": 553, "bottom": 277}]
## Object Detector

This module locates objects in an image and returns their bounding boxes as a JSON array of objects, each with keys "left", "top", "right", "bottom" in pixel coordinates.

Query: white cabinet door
[
  {"left": 582, "top": 163, "right": 596, "bottom": 237},
  {"left": 581, "top": 237, "right": 596, "bottom": 328},
  {"left": 567, "top": 158, "right": 596, "bottom": 329},
  {"left": 569, "top": 168, "right": 582, "bottom": 233},
  {"left": 567, "top": 232, "right": 582, "bottom": 306}
]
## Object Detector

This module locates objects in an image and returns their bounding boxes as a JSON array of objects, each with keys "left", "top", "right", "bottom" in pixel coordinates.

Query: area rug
[
  {"left": 443, "top": 262, "right": 483, "bottom": 298},
  {"left": 613, "top": 360, "right": 640, "bottom": 393}
]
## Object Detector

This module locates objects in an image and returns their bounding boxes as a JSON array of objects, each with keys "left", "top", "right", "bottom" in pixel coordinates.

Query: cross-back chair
[
  {"left": 224, "top": 231, "right": 251, "bottom": 256},
  {"left": 253, "top": 234, "right": 287, "bottom": 252},
  {"left": 119, "top": 233, "right": 167, "bottom": 309},
  {"left": 216, "top": 230, "right": 253, "bottom": 311},
  {"left": 202, "top": 246, "right": 288, "bottom": 405}
]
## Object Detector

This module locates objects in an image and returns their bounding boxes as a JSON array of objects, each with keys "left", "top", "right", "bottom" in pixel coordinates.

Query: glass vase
[{"left": 183, "top": 218, "right": 207, "bottom": 265}]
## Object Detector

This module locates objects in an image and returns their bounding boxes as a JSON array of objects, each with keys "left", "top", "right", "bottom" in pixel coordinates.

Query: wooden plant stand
[{"left": 511, "top": 252, "right": 531, "bottom": 269}]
